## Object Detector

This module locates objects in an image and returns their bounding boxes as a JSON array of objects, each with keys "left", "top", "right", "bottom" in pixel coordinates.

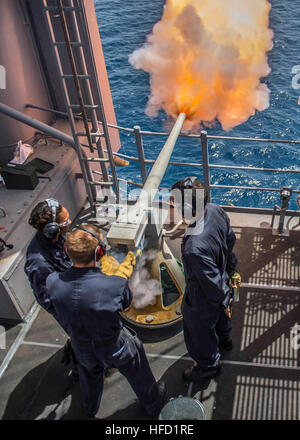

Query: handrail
[
  {"left": 26, "top": 104, "right": 300, "bottom": 144},
  {"left": 210, "top": 184, "right": 300, "bottom": 194},
  {"left": 24, "top": 103, "right": 300, "bottom": 208}
]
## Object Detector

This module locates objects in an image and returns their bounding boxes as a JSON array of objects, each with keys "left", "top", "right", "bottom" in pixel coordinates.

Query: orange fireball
[{"left": 130, "top": 0, "right": 273, "bottom": 131}]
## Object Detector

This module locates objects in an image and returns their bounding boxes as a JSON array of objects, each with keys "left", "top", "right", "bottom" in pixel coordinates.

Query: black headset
[
  {"left": 43, "top": 199, "right": 61, "bottom": 239},
  {"left": 72, "top": 226, "right": 106, "bottom": 261},
  {"left": 171, "top": 176, "right": 198, "bottom": 191},
  {"left": 171, "top": 176, "right": 199, "bottom": 217}
]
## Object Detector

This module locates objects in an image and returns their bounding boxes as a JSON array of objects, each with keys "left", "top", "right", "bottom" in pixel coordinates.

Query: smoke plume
[
  {"left": 129, "top": 249, "right": 162, "bottom": 309},
  {"left": 129, "top": 0, "right": 273, "bottom": 131}
]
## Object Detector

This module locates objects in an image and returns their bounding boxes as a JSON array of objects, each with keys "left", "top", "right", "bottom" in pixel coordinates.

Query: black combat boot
[
  {"left": 219, "top": 337, "right": 233, "bottom": 351},
  {"left": 183, "top": 363, "right": 222, "bottom": 382}
]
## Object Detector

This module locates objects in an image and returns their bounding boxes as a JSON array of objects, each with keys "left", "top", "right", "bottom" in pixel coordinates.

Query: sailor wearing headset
[
  {"left": 25, "top": 199, "right": 135, "bottom": 313},
  {"left": 45, "top": 224, "right": 166, "bottom": 418},
  {"left": 171, "top": 177, "right": 241, "bottom": 382},
  {"left": 25, "top": 199, "right": 72, "bottom": 313}
]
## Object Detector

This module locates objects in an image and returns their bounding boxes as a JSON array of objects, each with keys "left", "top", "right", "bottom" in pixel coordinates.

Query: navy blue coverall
[
  {"left": 181, "top": 203, "right": 237, "bottom": 369},
  {"left": 45, "top": 266, "right": 162, "bottom": 417},
  {"left": 24, "top": 231, "right": 71, "bottom": 312}
]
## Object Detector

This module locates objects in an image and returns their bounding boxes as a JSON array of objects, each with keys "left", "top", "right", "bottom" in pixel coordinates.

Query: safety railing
[
  {"left": 106, "top": 123, "right": 300, "bottom": 211},
  {"left": 26, "top": 103, "right": 300, "bottom": 214}
]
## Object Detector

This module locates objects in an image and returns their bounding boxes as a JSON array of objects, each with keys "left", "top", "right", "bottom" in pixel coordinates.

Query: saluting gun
[
  {"left": 106, "top": 113, "right": 187, "bottom": 279},
  {"left": 106, "top": 112, "right": 187, "bottom": 252},
  {"left": 104, "top": 113, "right": 187, "bottom": 329}
]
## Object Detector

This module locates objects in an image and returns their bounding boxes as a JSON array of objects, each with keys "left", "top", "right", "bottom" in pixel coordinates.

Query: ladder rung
[
  {"left": 84, "top": 158, "right": 109, "bottom": 163},
  {"left": 69, "top": 104, "right": 99, "bottom": 109},
  {"left": 76, "top": 132, "right": 104, "bottom": 138},
  {"left": 61, "top": 74, "right": 92, "bottom": 79},
  {"left": 91, "top": 131, "right": 104, "bottom": 138},
  {"left": 89, "top": 181, "right": 114, "bottom": 186},
  {"left": 53, "top": 41, "right": 84, "bottom": 46},
  {"left": 44, "top": 6, "right": 82, "bottom": 12}
]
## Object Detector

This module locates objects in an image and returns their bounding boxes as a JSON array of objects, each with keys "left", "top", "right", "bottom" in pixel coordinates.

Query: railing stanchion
[
  {"left": 201, "top": 130, "right": 211, "bottom": 202},
  {"left": 134, "top": 125, "right": 148, "bottom": 185}
]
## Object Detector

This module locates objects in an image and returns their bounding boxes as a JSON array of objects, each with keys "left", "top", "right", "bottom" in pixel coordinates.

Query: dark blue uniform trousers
[
  {"left": 182, "top": 295, "right": 232, "bottom": 369},
  {"left": 71, "top": 327, "right": 159, "bottom": 416}
]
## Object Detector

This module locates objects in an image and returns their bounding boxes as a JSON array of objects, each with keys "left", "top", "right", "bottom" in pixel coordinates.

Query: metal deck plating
[{"left": 0, "top": 208, "right": 299, "bottom": 420}]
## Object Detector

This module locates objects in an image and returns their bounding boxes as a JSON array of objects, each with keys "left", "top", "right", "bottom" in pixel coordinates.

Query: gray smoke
[{"left": 129, "top": 249, "right": 162, "bottom": 309}]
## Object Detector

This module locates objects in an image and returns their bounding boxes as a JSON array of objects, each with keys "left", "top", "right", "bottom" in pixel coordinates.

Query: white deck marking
[
  {"left": 146, "top": 353, "right": 300, "bottom": 371},
  {"left": 2, "top": 321, "right": 299, "bottom": 381},
  {"left": 6, "top": 338, "right": 300, "bottom": 372},
  {"left": 0, "top": 304, "right": 40, "bottom": 381},
  {"left": 22, "top": 341, "right": 64, "bottom": 349}
]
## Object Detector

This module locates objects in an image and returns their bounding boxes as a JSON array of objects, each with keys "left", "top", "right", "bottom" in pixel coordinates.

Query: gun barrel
[
  {"left": 106, "top": 112, "right": 186, "bottom": 249},
  {"left": 135, "top": 112, "right": 186, "bottom": 210}
]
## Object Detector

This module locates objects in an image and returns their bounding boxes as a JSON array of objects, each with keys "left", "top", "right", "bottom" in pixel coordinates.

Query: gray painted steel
[{"left": 0, "top": 0, "right": 52, "bottom": 164}]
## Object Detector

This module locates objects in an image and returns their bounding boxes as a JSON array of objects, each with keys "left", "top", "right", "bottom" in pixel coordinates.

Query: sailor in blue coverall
[
  {"left": 45, "top": 225, "right": 166, "bottom": 418},
  {"left": 171, "top": 177, "right": 239, "bottom": 382},
  {"left": 24, "top": 199, "right": 72, "bottom": 313}
]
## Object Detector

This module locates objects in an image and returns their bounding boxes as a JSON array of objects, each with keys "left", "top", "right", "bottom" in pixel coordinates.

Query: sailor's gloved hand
[
  {"left": 115, "top": 251, "right": 136, "bottom": 279},
  {"left": 224, "top": 298, "right": 233, "bottom": 319},
  {"left": 100, "top": 254, "right": 120, "bottom": 276}
]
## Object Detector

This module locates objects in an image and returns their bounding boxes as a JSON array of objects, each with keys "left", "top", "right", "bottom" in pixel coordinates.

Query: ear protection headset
[
  {"left": 65, "top": 226, "right": 106, "bottom": 261},
  {"left": 171, "top": 176, "right": 198, "bottom": 191},
  {"left": 43, "top": 199, "right": 61, "bottom": 239},
  {"left": 171, "top": 177, "right": 198, "bottom": 219}
]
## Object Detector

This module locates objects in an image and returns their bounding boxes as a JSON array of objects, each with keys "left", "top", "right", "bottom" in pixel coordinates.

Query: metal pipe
[
  {"left": 25, "top": 103, "right": 134, "bottom": 133},
  {"left": 209, "top": 164, "right": 300, "bottom": 174},
  {"left": 241, "top": 283, "right": 300, "bottom": 293},
  {"left": 0, "top": 102, "right": 97, "bottom": 206},
  {"left": 206, "top": 135, "right": 300, "bottom": 144},
  {"left": 278, "top": 187, "right": 292, "bottom": 234},
  {"left": 106, "top": 113, "right": 186, "bottom": 248},
  {"left": 210, "top": 184, "right": 300, "bottom": 194},
  {"left": 134, "top": 112, "right": 186, "bottom": 210},
  {"left": 271, "top": 205, "right": 281, "bottom": 229},
  {"left": 134, "top": 125, "right": 148, "bottom": 185},
  {"left": 0, "top": 102, "right": 75, "bottom": 147},
  {"left": 24, "top": 103, "right": 300, "bottom": 144},
  {"left": 139, "top": 131, "right": 300, "bottom": 145},
  {"left": 162, "top": 219, "right": 184, "bottom": 236},
  {"left": 278, "top": 209, "right": 286, "bottom": 234}
]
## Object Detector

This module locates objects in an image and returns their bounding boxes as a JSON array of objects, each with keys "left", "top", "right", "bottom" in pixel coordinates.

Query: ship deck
[{"left": 0, "top": 210, "right": 300, "bottom": 421}]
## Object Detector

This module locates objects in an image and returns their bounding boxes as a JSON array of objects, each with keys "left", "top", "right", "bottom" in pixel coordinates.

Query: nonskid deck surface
[{"left": 0, "top": 213, "right": 299, "bottom": 420}]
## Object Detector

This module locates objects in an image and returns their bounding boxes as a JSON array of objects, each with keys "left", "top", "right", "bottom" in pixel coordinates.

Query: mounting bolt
[{"left": 145, "top": 315, "right": 154, "bottom": 323}]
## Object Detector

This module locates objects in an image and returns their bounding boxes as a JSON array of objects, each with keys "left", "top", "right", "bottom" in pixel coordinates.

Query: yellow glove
[
  {"left": 115, "top": 251, "right": 136, "bottom": 279},
  {"left": 100, "top": 254, "right": 120, "bottom": 276}
]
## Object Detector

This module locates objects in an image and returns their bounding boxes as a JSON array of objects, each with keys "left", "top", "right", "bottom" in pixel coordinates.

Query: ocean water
[{"left": 94, "top": 0, "right": 300, "bottom": 209}]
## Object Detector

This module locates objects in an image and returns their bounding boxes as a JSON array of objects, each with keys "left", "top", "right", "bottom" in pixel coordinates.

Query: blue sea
[{"left": 94, "top": 0, "right": 300, "bottom": 209}]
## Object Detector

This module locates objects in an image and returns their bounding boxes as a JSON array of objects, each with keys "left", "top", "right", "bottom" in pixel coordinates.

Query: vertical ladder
[{"left": 41, "top": 0, "right": 120, "bottom": 216}]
